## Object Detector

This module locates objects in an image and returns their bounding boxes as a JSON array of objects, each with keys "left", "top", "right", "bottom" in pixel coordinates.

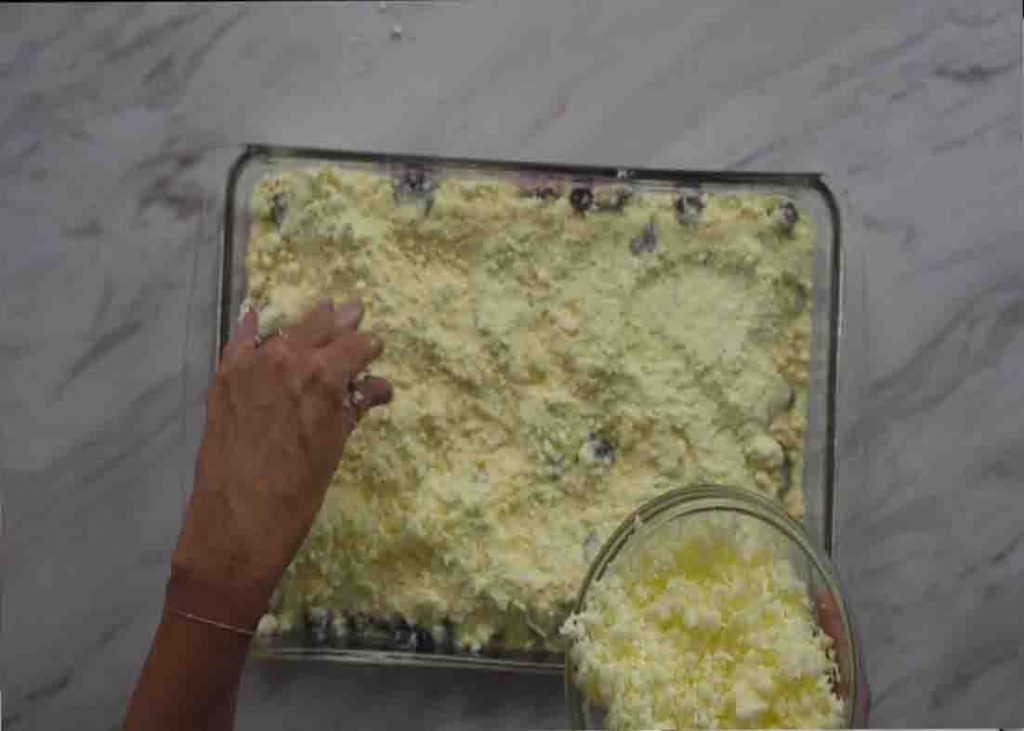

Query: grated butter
[
  {"left": 245, "top": 165, "right": 815, "bottom": 650},
  {"left": 562, "top": 513, "right": 844, "bottom": 729}
]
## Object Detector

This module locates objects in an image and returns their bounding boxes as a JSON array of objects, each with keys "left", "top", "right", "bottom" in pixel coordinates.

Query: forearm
[
  {"left": 205, "top": 674, "right": 243, "bottom": 731},
  {"left": 123, "top": 301, "right": 389, "bottom": 729},
  {"left": 123, "top": 571, "right": 270, "bottom": 731},
  {"left": 123, "top": 614, "right": 249, "bottom": 730}
]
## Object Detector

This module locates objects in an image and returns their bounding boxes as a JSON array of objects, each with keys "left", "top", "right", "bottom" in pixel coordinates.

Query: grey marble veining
[{"left": 1, "top": 2, "right": 1021, "bottom": 729}]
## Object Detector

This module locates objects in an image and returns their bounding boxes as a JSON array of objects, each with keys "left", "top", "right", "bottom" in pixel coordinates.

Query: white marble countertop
[{"left": 2, "top": 2, "right": 1021, "bottom": 729}]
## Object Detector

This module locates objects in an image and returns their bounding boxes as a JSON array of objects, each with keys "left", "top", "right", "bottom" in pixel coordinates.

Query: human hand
[{"left": 168, "top": 300, "right": 391, "bottom": 627}]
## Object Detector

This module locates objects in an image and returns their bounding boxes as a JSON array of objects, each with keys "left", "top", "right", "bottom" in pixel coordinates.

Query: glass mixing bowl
[{"left": 565, "top": 485, "right": 868, "bottom": 729}]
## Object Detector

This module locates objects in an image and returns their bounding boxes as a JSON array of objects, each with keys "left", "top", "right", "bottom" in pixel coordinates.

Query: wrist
[{"left": 164, "top": 564, "right": 275, "bottom": 633}]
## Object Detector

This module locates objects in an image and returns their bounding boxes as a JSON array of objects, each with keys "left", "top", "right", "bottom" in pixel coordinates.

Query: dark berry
[
  {"left": 401, "top": 167, "right": 428, "bottom": 192},
  {"left": 304, "top": 608, "right": 334, "bottom": 646},
  {"left": 675, "top": 189, "right": 704, "bottom": 224},
  {"left": 776, "top": 200, "right": 799, "bottom": 231},
  {"left": 390, "top": 616, "right": 415, "bottom": 649},
  {"left": 414, "top": 627, "right": 436, "bottom": 653},
  {"left": 569, "top": 186, "right": 594, "bottom": 214},
  {"left": 346, "top": 612, "right": 367, "bottom": 646},
  {"left": 587, "top": 432, "right": 616, "bottom": 465},
  {"left": 630, "top": 218, "right": 659, "bottom": 255},
  {"left": 271, "top": 193, "right": 288, "bottom": 228},
  {"left": 394, "top": 167, "right": 436, "bottom": 215},
  {"left": 440, "top": 619, "right": 457, "bottom": 652}
]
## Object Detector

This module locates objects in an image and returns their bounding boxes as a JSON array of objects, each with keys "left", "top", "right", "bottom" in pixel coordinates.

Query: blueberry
[
  {"left": 394, "top": 167, "right": 436, "bottom": 215},
  {"left": 587, "top": 432, "right": 616, "bottom": 465},
  {"left": 440, "top": 619, "right": 457, "bottom": 652},
  {"left": 390, "top": 616, "right": 415, "bottom": 650},
  {"left": 775, "top": 200, "right": 799, "bottom": 232},
  {"left": 414, "top": 627, "right": 436, "bottom": 653},
  {"left": 630, "top": 218, "right": 659, "bottom": 255},
  {"left": 346, "top": 612, "right": 367, "bottom": 646},
  {"left": 304, "top": 608, "right": 334, "bottom": 646},
  {"left": 569, "top": 186, "right": 594, "bottom": 214},
  {"left": 400, "top": 167, "right": 428, "bottom": 193},
  {"left": 675, "top": 189, "right": 704, "bottom": 225},
  {"left": 271, "top": 193, "right": 288, "bottom": 228},
  {"left": 484, "top": 630, "right": 506, "bottom": 657}
]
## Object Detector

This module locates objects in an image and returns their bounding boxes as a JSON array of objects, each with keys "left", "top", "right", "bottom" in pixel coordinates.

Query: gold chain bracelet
[{"left": 166, "top": 607, "right": 255, "bottom": 638}]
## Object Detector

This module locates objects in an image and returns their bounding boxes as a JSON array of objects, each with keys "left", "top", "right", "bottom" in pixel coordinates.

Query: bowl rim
[{"left": 564, "top": 483, "right": 862, "bottom": 729}]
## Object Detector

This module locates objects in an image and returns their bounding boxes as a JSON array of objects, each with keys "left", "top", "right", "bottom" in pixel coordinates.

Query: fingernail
[
  {"left": 320, "top": 298, "right": 336, "bottom": 312},
  {"left": 336, "top": 300, "right": 363, "bottom": 323}
]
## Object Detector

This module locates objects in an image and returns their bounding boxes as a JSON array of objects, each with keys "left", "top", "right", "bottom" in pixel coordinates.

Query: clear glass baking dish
[{"left": 218, "top": 144, "right": 843, "bottom": 672}]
